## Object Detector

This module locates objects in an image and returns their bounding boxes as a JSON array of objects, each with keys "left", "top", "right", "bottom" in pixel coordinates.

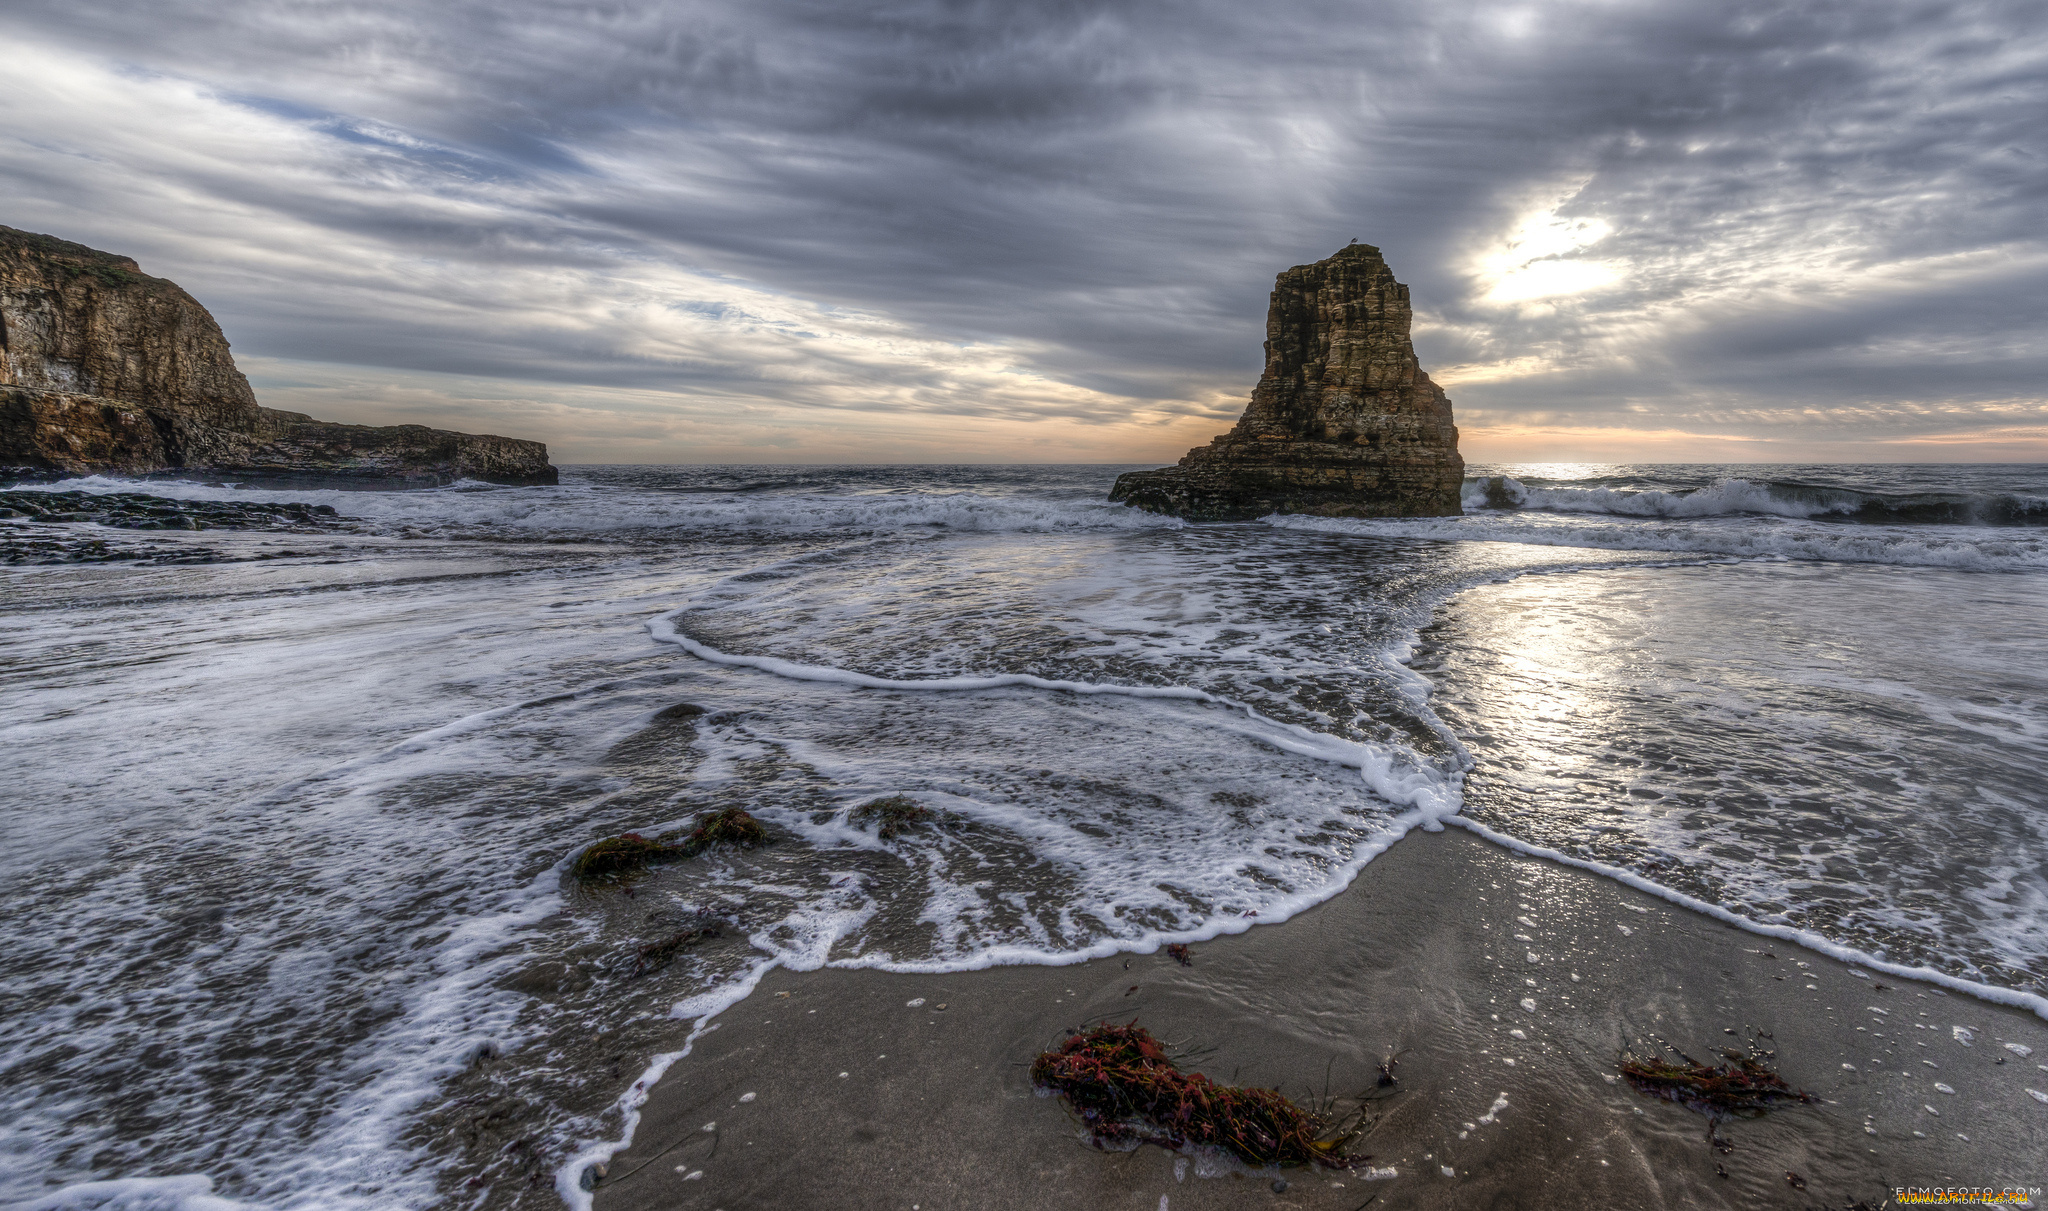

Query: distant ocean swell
[
  {"left": 1462, "top": 473, "right": 2048, "bottom": 527},
  {"left": 1271, "top": 512, "right": 2048, "bottom": 572},
  {"left": 24, "top": 474, "right": 1186, "bottom": 540}
]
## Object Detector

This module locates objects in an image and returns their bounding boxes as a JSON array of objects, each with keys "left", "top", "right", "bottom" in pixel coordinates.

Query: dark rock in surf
[
  {"left": 1, "top": 488, "right": 341, "bottom": 530},
  {"left": 1110, "top": 243, "right": 1463, "bottom": 520},
  {"left": 570, "top": 809, "right": 768, "bottom": 883},
  {"left": 1, "top": 487, "right": 346, "bottom": 564},
  {"left": 629, "top": 921, "right": 724, "bottom": 976},
  {"left": 850, "top": 794, "right": 934, "bottom": 839},
  {"left": 569, "top": 833, "right": 686, "bottom": 882},
  {"left": 0, "top": 225, "right": 557, "bottom": 487},
  {"left": 668, "top": 806, "right": 766, "bottom": 851}
]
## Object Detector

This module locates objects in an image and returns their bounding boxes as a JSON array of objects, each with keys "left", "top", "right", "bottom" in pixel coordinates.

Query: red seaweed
[
  {"left": 1620, "top": 1051, "right": 1815, "bottom": 1116},
  {"left": 1031, "top": 1023, "right": 1345, "bottom": 1168}
]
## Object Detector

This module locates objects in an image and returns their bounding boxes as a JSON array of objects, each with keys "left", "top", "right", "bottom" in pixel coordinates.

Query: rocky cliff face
[
  {"left": 1110, "top": 243, "right": 1462, "bottom": 520},
  {"left": 0, "top": 226, "right": 557, "bottom": 486}
]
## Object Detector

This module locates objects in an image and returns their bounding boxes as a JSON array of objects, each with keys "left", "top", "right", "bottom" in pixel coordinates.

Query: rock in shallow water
[
  {"left": 0, "top": 488, "right": 345, "bottom": 563},
  {"left": 1110, "top": 243, "right": 1463, "bottom": 521}
]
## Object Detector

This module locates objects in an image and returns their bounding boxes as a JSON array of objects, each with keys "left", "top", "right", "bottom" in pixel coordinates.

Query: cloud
[{"left": 1, "top": 0, "right": 2043, "bottom": 461}]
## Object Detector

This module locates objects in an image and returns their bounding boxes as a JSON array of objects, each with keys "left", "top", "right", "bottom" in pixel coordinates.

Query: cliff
[
  {"left": 0, "top": 226, "right": 557, "bottom": 487},
  {"left": 1109, "top": 243, "right": 1462, "bottom": 520}
]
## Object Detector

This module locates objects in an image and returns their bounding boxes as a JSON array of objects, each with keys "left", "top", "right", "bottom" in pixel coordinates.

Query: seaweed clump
[
  {"left": 1620, "top": 1051, "right": 1815, "bottom": 1116},
  {"left": 672, "top": 806, "right": 766, "bottom": 850},
  {"left": 571, "top": 808, "right": 766, "bottom": 883},
  {"left": 570, "top": 833, "right": 682, "bottom": 881},
  {"left": 1031, "top": 1023, "right": 1342, "bottom": 1168},
  {"left": 850, "top": 794, "right": 933, "bottom": 839}
]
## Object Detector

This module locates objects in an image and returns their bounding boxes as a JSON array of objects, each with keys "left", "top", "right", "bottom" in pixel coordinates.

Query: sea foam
[
  {"left": 1269, "top": 509, "right": 2048, "bottom": 571},
  {"left": 11, "top": 475, "right": 1184, "bottom": 539}
]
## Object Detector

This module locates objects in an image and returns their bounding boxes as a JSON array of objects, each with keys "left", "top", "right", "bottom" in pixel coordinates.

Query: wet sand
[{"left": 590, "top": 828, "right": 2048, "bottom": 1210}]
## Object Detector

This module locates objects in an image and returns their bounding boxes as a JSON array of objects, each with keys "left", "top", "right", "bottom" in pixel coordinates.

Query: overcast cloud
[{"left": 3, "top": 0, "right": 2044, "bottom": 462}]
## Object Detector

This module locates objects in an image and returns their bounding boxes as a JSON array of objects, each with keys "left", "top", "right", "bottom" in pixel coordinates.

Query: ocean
[{"left": 3, "top": 462, "right": 2044, "bottom": 1209}]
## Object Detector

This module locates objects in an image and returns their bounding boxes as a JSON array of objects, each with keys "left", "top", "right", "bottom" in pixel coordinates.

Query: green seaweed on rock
[
  {"left": 669, "top": 806, "right": 766, "bottom": 850},
  {"left": 850, "top": 794, "right": 934, "bottom": 839},
  {"left": 569, "top": 832, "right": 684, "bottom": 881},
  {"left": 571, "top": 808, "right": 767, "bottom": 883}
]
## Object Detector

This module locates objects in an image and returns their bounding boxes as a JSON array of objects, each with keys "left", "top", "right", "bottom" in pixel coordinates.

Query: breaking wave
[
  {"left": 1270, "top": 510, "right": 2048, "bottom": 572},
  {"left": 1462, "top": 474, "right": 2048, "bottom": 527},
  {"left": 12, "top": 475, "right": 1185, "bottom": 540}
]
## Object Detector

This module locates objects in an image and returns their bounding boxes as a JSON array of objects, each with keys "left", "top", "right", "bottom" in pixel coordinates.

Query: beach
[
  {"left": 4, "top": 463, "right": 2044, "bottom": 1210},
  {"left": 592, "top": 828, "right": 2048, "bottom": 1210}
]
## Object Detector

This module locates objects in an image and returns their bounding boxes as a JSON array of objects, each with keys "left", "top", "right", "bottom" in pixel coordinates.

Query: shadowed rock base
[
  {"left": 1110, "top": 456, "right": 1462, "bottom": 521},
  {"left": 2, "top": 386, "right": 557, "bottom": 488},
  {"left": 1111, "top": 243, "right": 1462, "bottom": 520}
]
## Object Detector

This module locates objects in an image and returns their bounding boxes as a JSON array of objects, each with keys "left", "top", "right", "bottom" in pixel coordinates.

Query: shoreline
[
  {"left": 1448, "top": 816, "right": 2048, "bottom": 1018},
  {"left": 583, "top": 827, "right": 2048, "bottom": 1209}
]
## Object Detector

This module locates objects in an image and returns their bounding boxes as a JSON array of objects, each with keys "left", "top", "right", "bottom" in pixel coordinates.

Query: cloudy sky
[{"left": 3, "top": 0, "right": 2044, "bottom": 463}]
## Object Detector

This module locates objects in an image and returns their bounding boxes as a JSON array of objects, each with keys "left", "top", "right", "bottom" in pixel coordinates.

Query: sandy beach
[{"left": 592, "top": 827, "right": 2047, "bottom": 1210}]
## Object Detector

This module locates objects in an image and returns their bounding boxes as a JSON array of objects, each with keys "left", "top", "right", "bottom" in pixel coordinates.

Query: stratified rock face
[
  {"left": 0, "top": 229, "right": 260, "bottom": 427},
  {"left": 1110, "top": 243, "right": 1462, "bottom": 520},
  {"left": 0, "top": 226, "right": 557, "bottom": 487}
]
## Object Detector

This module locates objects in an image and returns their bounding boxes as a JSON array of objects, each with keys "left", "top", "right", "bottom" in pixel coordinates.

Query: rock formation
[
  {"left": 1110, "top": 243, "right": 1462, "bottom": 520},
  {"left": 0, "top": 226, "right": 557, "bottom": 486}
]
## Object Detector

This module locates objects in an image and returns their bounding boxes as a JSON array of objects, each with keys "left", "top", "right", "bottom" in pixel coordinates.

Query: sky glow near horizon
[{"left": 2, "top": 0, "right": 2045, "bottom": 464}]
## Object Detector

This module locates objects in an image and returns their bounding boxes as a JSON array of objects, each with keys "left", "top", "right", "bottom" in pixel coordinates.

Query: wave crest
[
  {"left": 1462, "top": 475, "right": 2048, "bottom": 527},
  {"left": 1269, "top": 511, "right": 2048, "bottom": 572},
  {"left": 12, "top": 476, "right": 1185, "bottom": 539}
]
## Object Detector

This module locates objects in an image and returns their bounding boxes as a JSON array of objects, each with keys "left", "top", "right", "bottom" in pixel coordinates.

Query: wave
[
  {"left": 1269, "top": 511, "right": 2048, "bottom": 572},
  {"left": 18, "top": 1175, "right": 258, "bottom": 1211},
  {"left": 646, "top": 611, "right": 1462, "bottom": 819},
  {"left": 1463, "top": 475, "right": 2048, "bottom": 527},
  {"left": 11, "top": 476, "right": 1185, "bottom": 538}
]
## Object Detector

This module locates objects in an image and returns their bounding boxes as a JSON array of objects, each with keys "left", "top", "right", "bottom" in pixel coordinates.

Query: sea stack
[
  {"left": 1110, "top": 243, "right": 1463, "bottom": 520},
  {"left": 0, "top": 225, "right": 557, "bottom": 487}
]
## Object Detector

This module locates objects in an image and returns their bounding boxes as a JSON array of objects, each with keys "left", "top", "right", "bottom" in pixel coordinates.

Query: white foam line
[
  {"left": 552, "top": 958, "right": 782, "bottom": 1211},
  {"left": 252, "top": 673, "right": 689, "bottom": 801},
  {"left": 645, "top": 611, "right": 1459, "bottom": 815},
  {"left": 18, "top": 1175, "right": 257, "bottom": 1211},
  {"left": 554, "top": 791, "right": 2045, "bottom": 1211},
  {"left": 551, "top": 801, "right": 1448, "bottom": 1209},
  {"left": 831, "top": 806, "right": 1441, "bottom": 974},
  {"left": 1447, "top": 815, "right": 2048, "bottom": 1021},
  {"left": 647, "top": 611, "right": 1209, "bottom": 702}
]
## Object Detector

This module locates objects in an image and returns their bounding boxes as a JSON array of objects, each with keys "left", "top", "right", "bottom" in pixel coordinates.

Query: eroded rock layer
[
  {"left": 0, "top": 226, "right": 557, "bottom": 486},
  {"left": 1110, "top": 243, "right": 1462, "bottom": 520}
]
